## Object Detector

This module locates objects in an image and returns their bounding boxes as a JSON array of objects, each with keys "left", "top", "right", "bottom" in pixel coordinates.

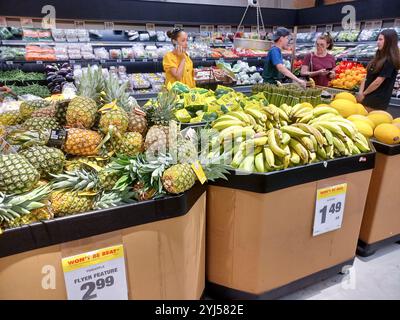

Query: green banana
[
  {"left": 351, "top": 145, "right": 362, "bottom": 155},
  {"left": 333, "top": 137, "right": 349, "bottom": 156},
  {"left": 239, "top": 154, "right": 255, "bottom": 172},
  {"left": 298, "top": 136, "right": 315, "bottom": 152},
  {"left": 227, "top": 111, "right": 251, "bottom": 124},
  {"left": 309, "top": 113, "right": 340, "bottom": 124},
  {"left": 281, "top": 133, "right": 291, "bottom": 146},
  {"left": 298, "top": 112, "right": 314, "bottom": 124},
  {"left": 280, "top": 104, "right": 292, "bottom": 115},
  {"left": 316, "top": 144, "right": 327, "bottom": 159},
  {"left": 309, "top": 152, "right": 317, "bottom": 163},
  {"left": 282, "top": 146, "right": 291, "bottom": 169},
  {"left": 276, "top": 108, "right": 290, "bottom": 122},
  {"left": 255, "top": 153, "right": 266, "bottom": 173},
  {"left": 281, "top": 126, "right": 310, "bottom": 138},
  {"left": 289, "top": 139, "right": 309, "bottom": 163},
  {"left": 335, "top": 121, "right": 357, "bottom": 139},
  {"left": 313, "top": 122, "right": 346, "bottom": 138},
  {"left": 244, "top": 108, "right": 267, "bottom": 123}
]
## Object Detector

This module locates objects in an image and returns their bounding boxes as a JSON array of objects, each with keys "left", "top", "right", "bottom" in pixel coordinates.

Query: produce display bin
[
  {"left": 0, "top": 184, "right": 206, "bottom": 300},
  {"left": 206, "top": 150, "right": 375, "bottom": 299},
  {"left": 357, "top": 141, "right": 400, "bottom": 257}
]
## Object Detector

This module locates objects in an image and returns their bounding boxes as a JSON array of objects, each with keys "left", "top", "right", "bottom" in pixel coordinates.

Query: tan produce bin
[
  {"left": 0, "top": 185, "right": 206, "bottom": 300},
  {"left": 206, "top": 150, "right": 375, "bottom": 299},
  {"left": 358, "top": 142, "right": 400, "bottom": 257}
]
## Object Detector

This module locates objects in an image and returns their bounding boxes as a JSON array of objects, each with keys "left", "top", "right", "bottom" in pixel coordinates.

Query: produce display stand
[
  {"left": 206, "top": 149, "right": 375, "bottom": 299},
  {"left": 0, "top": 184, "right": 206, "bottom": 300},
  {"left": 357, "top": 141, "right": 400, "bottom": 257}
]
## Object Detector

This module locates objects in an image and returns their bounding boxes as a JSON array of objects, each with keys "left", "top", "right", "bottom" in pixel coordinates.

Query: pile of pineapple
[{"left": 0, "top": 68, "right": 228, "bottom": 232}]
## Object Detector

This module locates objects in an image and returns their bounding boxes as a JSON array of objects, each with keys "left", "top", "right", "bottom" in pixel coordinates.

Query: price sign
[
  {"left": 36, "top": 60, "right": 43, "bottom": 64},
  {"left": 5, "top": 61, "right": 13, "bottom": 65},
  {"left": 100, "top": 59, "right": 106, "bottom": 64},
  {"left": 69, "top": 60, "right": 76, "bottom": 64},
  {"left": 143, "top": 58, "right": 148, "bottom": 62},
  {"left": 243, "top": 57, "right": 248, "bottom": 61},
  {"left": 152, "top": 58, "right": 158, "bottom": 62},
  {"left": 364, "top": 21, "right": 374, "bottom": 30},
  {"left": 202, "top": 58, "right": 207, "bottom": 62},
  {"left": 146, "top": 23, "right": 155, "bottom": 33},
  {"left": 130, "top": 59, "right": 136, "bottom": 62},
  {"left": 251, "top": 25, "right": 258, "bottom": 33},
  {"left": 74, "top": 20, "right": 85, "bottom": 29},
  {"left": 116, "top": 59, "right": 122, "bottom": 63},
  {"left": 395, "top": 19, "right": 400, "bottom": 28},
  {"left": 237, "top": 25, "right": 245, "bottom": 33},
  {"left": 310, "top": 25, "right": 317, "bottom": 33},
  {"left": 313, "top": 183, "right": 347, "bottom": 236},
  {"left": 20, "top": 18, "right": 33, "bottom": 28},
  {"left": 207, "top": 25, "right": 215, "bottom": 33},
  {"left": 62, "top": 244, "right": 128, "bottom": 300},
  {"left": 174, "top": 24, "right": 183, "bottom": 29},
  {"left": 0, "top": 17, "right": 7, "bottom": 27},
  {"left": 372, "top": 20, "right": 382, "bottom": 29},
  {"left": 326, "top": 24, "right": 333, "bottom": 32},
  {"left": 257, "top": 57, "right": 262, "bottom": 60},
  {"left": 104, "top": 21, "right": 114, "bottom": 30},
  {"left": 355, "top": 22, "right": 361, "bottom": 31}
]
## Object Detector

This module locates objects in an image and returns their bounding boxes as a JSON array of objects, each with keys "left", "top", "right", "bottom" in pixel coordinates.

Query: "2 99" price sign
[
  {"left": 62, "top": 244, "right": 128, "bottom": 300},
  {"left": 313, "top": 183, "right": 347, "bottom": 236}
]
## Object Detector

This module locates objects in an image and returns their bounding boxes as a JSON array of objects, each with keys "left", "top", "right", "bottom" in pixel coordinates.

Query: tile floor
[{"left": 280, "top": 243, "right": 400, "bottom": 300}]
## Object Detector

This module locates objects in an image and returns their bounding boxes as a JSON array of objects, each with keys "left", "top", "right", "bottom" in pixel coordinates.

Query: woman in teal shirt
[{"left": 263, "top": 27, "right": 306, "bottom": 88}]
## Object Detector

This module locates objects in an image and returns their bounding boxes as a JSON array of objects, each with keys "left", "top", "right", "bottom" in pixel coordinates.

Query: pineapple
[
  {"left": 5, "top": 129, "right": 49, "bottom": 149},
  {"left": 94, "top": 190, "right": 135, "bottom": 210},
  {"left": 161, "top": 163, "right": 197, "bottom": 194},
  {"left": 144, "top": 125, "right": 170, "bottom": 157},
  {"left": 54, "top": 99, "right": 70, "bottom": 125},
  {"left": 64, "top": 156, "right": 109, "bottom": 172},
  {"left": 23, "top": 117, "right": 60, "bottom": 131},
  {"left": 175, "top": 138, "right": 198, "bottom": 164},
  {"left": 0, "top": 154, "right": 40, "bottom": 194},
  {"left": 66, "top": 96, "right": 98, "bottom": 129},
  {"left": 114, "top": 132, "right": 143, "bottom": 157},
  {"left": 128, "top": 108, "right": 147, "bottom": 135},
  {"left": 0, "top": 109, "right": 21, "bottom": 126},
  {"left": 132, "top": 181, "right": 156, "bottom": 201},
  {"left": 50, "top": 190, "right": 95, "bottom": 216},
  {"left": 98, "top": 169, "right": 122, "bottom": 191},
  {"left": 63, "top": 128, "right": 103, "bottom": 156},
  {"left": 98, "top": 106, "right": 129, "bottom": 135},
  {"left": 19, "top": 146, "right": 65, "bottom": 178},
  {"left": 66, "top": 67, "right": 103, "bottom": 129},
  {"left": 0, "top": 125, "right": 5, "bottom": 138},
  {"left": 102, "top": 75, "right": 132, "bottom": 113},
  {"left": 31, "top": 105, "right": 56, "bottom": 118},
  {"left": 0, "top": 185, "right": 52, "bottom": 230},
  {"left": 20, "top": 99, "right": 51, "bottom": 120}
]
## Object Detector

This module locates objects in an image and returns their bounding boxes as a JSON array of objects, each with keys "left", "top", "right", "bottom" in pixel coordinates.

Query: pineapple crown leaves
[
  {"left": 50, "top": 170, "right": 99, "bottom": 192},
  {"left": 93, "top": 190, "right": 136, "bottom": 210},
  {"left": 0, "top": 185, "right": 51, "bottom": 224},
  {"left": 6, "top": 129, "right": 50, "bottom": 149},
  {"left": 147, "top": 91, "right": 178, "bottom": 126},
  {"left": 78, "top": 66, "right": 105, "bottom": 101},
  {"left": 102, "top": 76, "right": 132, "bottom": 113},
  {"left": 201, "top": 162, "right": 231, "bottom": 182}
]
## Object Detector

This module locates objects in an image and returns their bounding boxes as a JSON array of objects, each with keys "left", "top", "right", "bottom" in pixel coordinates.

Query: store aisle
[{"left": 280, "top": 243, "right": 400, "bottom": 300}]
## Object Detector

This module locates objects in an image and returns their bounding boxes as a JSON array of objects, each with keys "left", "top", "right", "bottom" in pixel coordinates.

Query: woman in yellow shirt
[{"left": 163, "top": 28, "right": 195, "bottom": 88}]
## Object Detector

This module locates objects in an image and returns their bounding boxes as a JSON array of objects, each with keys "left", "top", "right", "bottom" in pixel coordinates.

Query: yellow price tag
[{"left": 191, "top": 161, "right": 207, "bottom": 184}]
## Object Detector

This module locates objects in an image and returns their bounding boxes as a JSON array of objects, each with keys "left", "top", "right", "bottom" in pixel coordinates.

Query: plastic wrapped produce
[
  {"left": 122, "top": 47, "right": 134, "bottom": 59},
  {"left": 358, "top": 29, "right": 380, "bottom": 41},
  {"left": 131, "top": 74, "right": 151, "bottom": 89},
  {"left": 110, "top": 49, "right": 122, "bottom": 59},
  {"left": 139, "top": 32, "right": 150, "bottom": 42},
  {"left": 94, "top": 47, "right": 110, "bottom": 60},
  {"left": 52, "top": 29, "right": 66, "bottom": 41},
  {"left": 132, "top": 44, "right": 146, "bottom": 58},
  {"left": 157, "top": 31, "right": 167, "bottom": 42},
  {"left": 65, "top": 29, "right": 79, "bottom": 42}
]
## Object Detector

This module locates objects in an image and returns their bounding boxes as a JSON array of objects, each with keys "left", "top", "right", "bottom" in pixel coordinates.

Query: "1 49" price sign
[
  {"left": 62, "top": 244, "right": 128, "bottom": 300},
  {"left": 313, "top": 183, "right": 347, "bottom": 236}
]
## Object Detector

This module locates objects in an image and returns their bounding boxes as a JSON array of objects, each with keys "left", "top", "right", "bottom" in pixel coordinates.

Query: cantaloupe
[
  {"left": 367, "top": 112, "right": 393, "bottom": 127},
  {"left": 347, "top": 115, "right": 376, "bottom": 130},
  {"left": 330, "top": 99, "right": 358, "bottom": 118},
  {"left": 374, "top": 123, "right": 400, "bottom": 145},
  {"left": 352, "top": 120, "right": 373, "bottom": 138},
  {"left": 392, "top": 117, "right": 400, "bottom": 124},
  {"left": 369, "top": 110, "right": 394, "bottom": 121},
  {"left": 355, "top": 103, "right": 368, "bottom": 116},
  {"left": 334, "top": 92, "right": 357, "bottom": 104}
]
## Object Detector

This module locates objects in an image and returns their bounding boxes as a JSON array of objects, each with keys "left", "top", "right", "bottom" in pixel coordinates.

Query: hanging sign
[
  {"left": 326, "top": 24, "right": 333, "bottom": 32},
  {"left": 237, "top": 25, "right": 245, "bottom": 33},
  {"left": 174, "top": 24, "right": 183, "bottom": 29},
  {"left": 62, "top": 244, "right": 128, "bottom": 300},
  {"left": 310, "top": 25, "right": 317, "bottom": 33},
  {"left": 395, "top": 19, "right": 400, "bottom": 28},
  {"left": 146, "top": 23, "right": 156, "bottom": 33},
  {"left": 313, "top": 183, "right": 347, "bottom": 236},
  {"left": 104, "top": 21, "right": 114, "bottom": 30},
  {"left": 364, "top": 21, "right": 374, "bottom": 30},
  {"left": 0, "top": 17, "right": 7, "bottom": 27},
  {"left": 354, "top": 22, "right": 361, "bottom": 31},
  {"left": 372, "top": 20, "right": 383, "bottom": 29},
  {"left": 74, "top": 20, "right": 85, "bottom": 29},
  {"left": 20, "top": 18, "right": 33, "bottom": 28}
]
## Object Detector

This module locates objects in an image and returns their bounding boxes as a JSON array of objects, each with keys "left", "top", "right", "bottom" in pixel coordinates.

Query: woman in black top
[{"left": 357, "top": 29, "right": 400, "bottom": 110}]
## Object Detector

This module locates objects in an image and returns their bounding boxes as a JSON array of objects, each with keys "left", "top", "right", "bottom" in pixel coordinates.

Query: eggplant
[
  {"left": 46, "top": 71, "right": 57, "bottom": 77},
  {"left": 57, "top": 69, "right": 69, "bottom": 76},
  {"left": 45, "top": 65, "right": 58, "bottom": 72},
  {"left": 65, "top": 74, "right": 74, "bottom": 82},
  {"left": 61, "top": 63, "right": 70, "bottom": 69},
  {"left": 46, "top": 75, "right": 57, "bottom": 82},
  {"left": 53, "top": 75, "right": 66, "bottom": 83},
  {"left": 47, "top": 82, "right": 56, "bottom": 89}
]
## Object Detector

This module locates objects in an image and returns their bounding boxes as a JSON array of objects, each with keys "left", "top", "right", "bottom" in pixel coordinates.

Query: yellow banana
[
  {"left": 253, "top": 136, "right": 268, "bottom": 146},
  {"left": 280, "top": 104, "right": 292, "bottom": 115},
  {"left": 219, "top": 126, "right": 255, "bottom": 143},
  {"left": 281, "top": 126, "right": 310, "bottom": 138},
  {"left": 290, "top": 149, "right": 301, "bottom": 164},
  {"left": 246, "top": 113, "right": 257, "bottom": 127},
  {"left": 227, "top": 111, "right": 251, "bottom": 124},
  {"left": 212, "top": 120, "right": 245, "bottom": 131},
  {"left": 231, "top": 149, "right": 245, "bottom": 168},
  {"left": 297, "top": 112, "right": 314, "bottom": 124},
  {"left": 213, "top": 115, "right": 244, "bottom": 124},
  {"left": 312, "top": 106, "right": 339, "bottom": 117},
  {"left": 289, "top": 139, "right": 309, "bottom": 163},
  {"left": 255, "top": 153, "right": 266, "bottom": 173},
  {"left": 282, "top": 146, "right": 291, "bottom": 169},
  {"left": 325, "top": 144, "right": 334, "bottom": 159},
  {"left": 282, "top": 133, "right": 291, "bottom": 146},
  {"left": 289, "top": 103, "right": 305, "bottom": 117},
  {"left": 263, "top": 147, "right": 276, "bottom": 168},
  {"left": 276, "top": 108, "right": 289, "bottom": 122},
  {"left": 292, "top": 123, "right": 326, "bottom": 147},
  {"left": 268, "top": 129, "right": 288, "bottom": 158},
  {"left": 293, "top": 106, "right": 313, "bottom": 118},
  {"left": 309, "top": 152, "right": 317, "bottom": 163},
  {"left": 297, "top": 136, "right": 315, "bottom": 152},
  {"left": 309, "top": 113, "right": 340, "bottom": 124},
  {"left": 244, "top": 108, "right": 267, "bottom": 123},
  {"left": 309, "top": 135, "right": 318, "bottom": 151}
]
